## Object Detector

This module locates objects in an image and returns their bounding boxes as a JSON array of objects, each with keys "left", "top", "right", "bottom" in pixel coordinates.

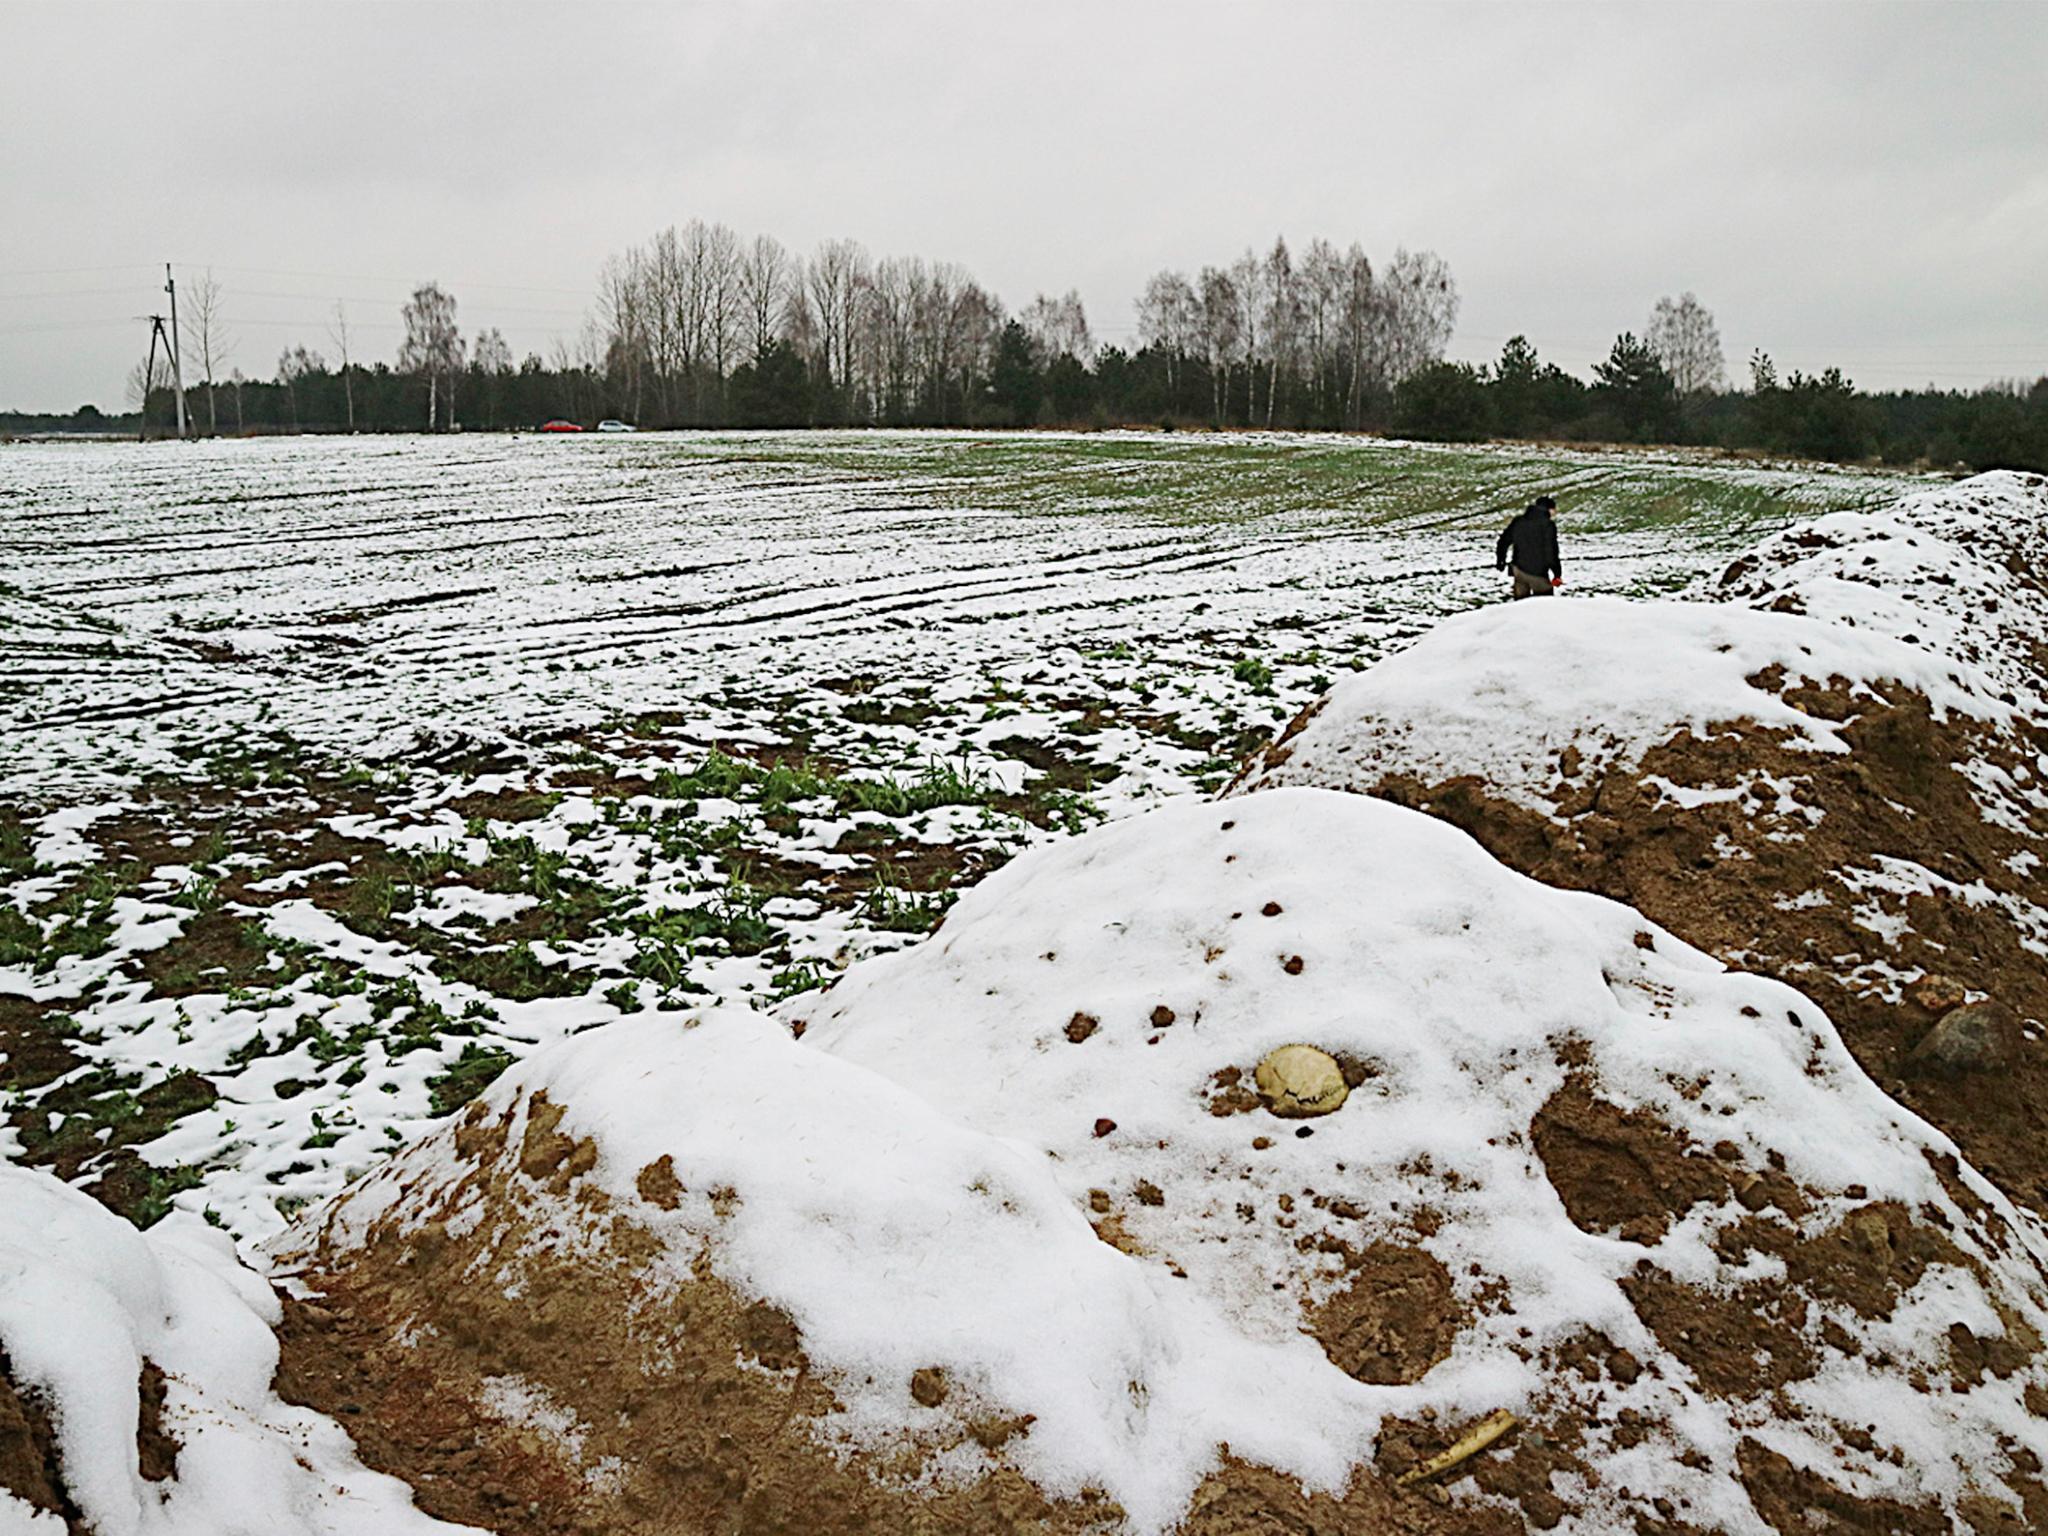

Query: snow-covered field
[
  {"left": 0, "top": 430, "right": 1918, "bottom": 1242},
  {"left": 13, "top": 434, "right": 2047, "bottom": 1536}
]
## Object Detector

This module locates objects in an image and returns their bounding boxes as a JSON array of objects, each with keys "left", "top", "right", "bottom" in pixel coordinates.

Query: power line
[
  {"left": 0, "top": 263, "right": 160, "bottom": 278},
  {"left": 185, "top": 262, "right": 591, "bottom": 298},
  {"left": 224, "top": 286, "right": 585, "bottom": 317},
  {"left": 0, "top": 286, "right": 157, "bottom": 303},
  {"left": 0, "top": 318, "right": 146, "bottom": 335}
]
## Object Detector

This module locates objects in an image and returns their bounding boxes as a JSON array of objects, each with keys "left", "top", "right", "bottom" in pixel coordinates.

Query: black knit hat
[{"left": 1534, "top": 495, "right": 1556, "bottom": 511}]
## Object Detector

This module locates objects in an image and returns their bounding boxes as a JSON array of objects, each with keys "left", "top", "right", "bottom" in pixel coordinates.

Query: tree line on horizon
[{"left": 11, "top": 223, "right": 2043, "bottom": 473}]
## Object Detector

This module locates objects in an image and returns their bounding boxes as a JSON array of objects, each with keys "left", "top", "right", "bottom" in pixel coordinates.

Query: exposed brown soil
[
  {"left": 273, "top": 1091, "right": 1523, "bottom": 1536},
  {"left": 1372, "top": 1410, "right": 1585, "bottom": 1532},
  {"left": 0, "top": 1347, "right": 79, "bottom": 1532},
  {"left": 1736, "top": 1437, "right": 1949, "bottom": 1536},
  {"left": 1349, "top": 683, "right": 2048, "bottom": 1217},
  {"left": 1531, "top": 1078, "right": 1731, "bottom": 1244},
  {"left": 1310, "top": 1243, "right": 1458, "bottom": 1385},
  {"left": 0, "top": 994, "right": 83, "bottom": 1097},
  {"left": 136, "top": 1359, "right": 180, "bottom": 1483},
  {"left": 441, "top": 789, "right": 556, "bottom": 825},
  {"left": 133, "top": 908, "right": 281, "bottom": 997}
]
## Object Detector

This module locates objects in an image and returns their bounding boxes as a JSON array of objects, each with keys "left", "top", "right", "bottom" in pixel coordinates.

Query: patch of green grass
[
  {"left": 1232, "top": 656, "right": 1276, "bottom": 695},
  {"left": 433, "top": 938, "right": 582, "bottom": 1003},
  {"left": 768, "top": 959, "right": 833, "bottom": 1002},
  {"left": 0, "top": 811, "right": 40, "bottom": 881},
  {"left": 173, "top": 872, "right": 222, "bottom": 913},
  {"left": 478, "top": 833, "right": 569, "bottom": 903},
  {"left": 426, "top": 1044, "right": 516, "bottom": 1116},
  {"left": 1030, "top": 789, "right": 1104, "bottom": 836},
  {"left": 0, "top": 906, "right": 40, "bottom": 968},
  {"left": 652, "top": 749, "right": 840, "bottom": 814},
  {"left": 862, "top": 866, "right": 958, "bottom": 934},
  {"left": 834, "top": 755, "right": 995, "bottom": 818},
  {"left": 129, "top": 1163, "right": 205, "bottom": 1228}
]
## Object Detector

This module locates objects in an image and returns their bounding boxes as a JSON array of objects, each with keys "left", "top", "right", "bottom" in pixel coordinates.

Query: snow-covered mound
[
  {"left": 1242, "top": 469, "right": 2046, "bottom": 805},
  {"left": 1233, "top": 472, "right": 2048, "bottom": 1218},
  {"left": 1718, "top": 470, "right": 2048, "bottom": 715},
  {"left": 282, "top": 790, "right": 2048, "bottom": 1536},
  {"left": 0, "top": 1164, "right": 456, "bottom": 1536},
  {"left": 1233, "top": 592, "right": 2009, "bottom": 816}
]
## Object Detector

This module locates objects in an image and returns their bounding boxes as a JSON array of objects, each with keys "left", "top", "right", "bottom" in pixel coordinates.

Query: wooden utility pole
[
  {"left": 139, "top": 317, "right": 163, "bottom": 441},
  {"left": 163, "top": 264, "right": 189, "bottom": 438}
]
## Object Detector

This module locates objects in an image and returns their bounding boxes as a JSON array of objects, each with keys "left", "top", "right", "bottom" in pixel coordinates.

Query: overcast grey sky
[{"left": 3, "top": 0, "right": 2045, "bottom": 410}]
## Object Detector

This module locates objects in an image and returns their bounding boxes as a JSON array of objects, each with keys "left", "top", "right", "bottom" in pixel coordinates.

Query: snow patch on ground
[{"left": 0, "top": 1164, "right": 457, "bottom": 1535}]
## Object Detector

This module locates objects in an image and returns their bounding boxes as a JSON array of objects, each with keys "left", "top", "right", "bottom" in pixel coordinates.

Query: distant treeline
[
  {"left": 25, "top": 221, "right": 2044, "bottom": 474},
  {"left": 1390, "top": 337, "right": 2048, "bottom": 473},
  {"left": 92, "top": 344, "right": 2047, "bottom": 476}
]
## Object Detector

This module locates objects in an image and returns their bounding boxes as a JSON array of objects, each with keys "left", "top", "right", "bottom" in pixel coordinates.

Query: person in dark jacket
[{"left": 1496, "top": 495, "right": 1562, "bottom": 599}]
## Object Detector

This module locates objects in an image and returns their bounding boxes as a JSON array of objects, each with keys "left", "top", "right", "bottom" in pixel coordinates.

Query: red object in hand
[{"left": 1551, "top": 577, "right": 1564, "bottom": 589}]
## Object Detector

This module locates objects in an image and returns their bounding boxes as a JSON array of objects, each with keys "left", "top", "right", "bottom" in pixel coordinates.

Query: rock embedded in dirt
[
  {"left": 1253, "top": 1044, "right": 1350, "bottom": 1118},
  {"left": 1907, "top": 1001, "right": 2018, "bottom": 1076},
  {"left": 1907, "top": 973, "right": 1969, "bottom": 1015}
]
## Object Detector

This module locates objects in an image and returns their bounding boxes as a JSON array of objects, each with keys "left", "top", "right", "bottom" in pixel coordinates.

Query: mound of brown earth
[
  {"left": 273, "top": 1088, "right": 1511, "bottom": 1536},
  {"left": 275, "top": 788, "right": 2048, "bottom": 1535},
  {"left": 1237, "top": 471, "right": 2048, "bottom": 1217}
]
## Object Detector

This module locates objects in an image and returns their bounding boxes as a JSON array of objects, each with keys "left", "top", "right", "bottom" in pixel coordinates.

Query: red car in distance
[{"left": 540, "top": 419, "right": 584, "bottom": 433}]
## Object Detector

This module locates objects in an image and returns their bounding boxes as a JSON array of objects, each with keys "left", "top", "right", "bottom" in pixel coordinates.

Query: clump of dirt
[
  {"left": 634, "top": 1154, "right": 682, "bottom": 1210},
  {"left": 1736, "top": 1437, "right": 1950, "bottom": 1536},
  {"left": 0, "top": 1346, "right": 79, "bottom": 1532},
  {"left": 1531, "top": 1077, "right": 1730, "bottom": 1243},
  {"left": 1620, "top": 1262, "right": 1816, "bottom": 1399},
  {"left": 136, "top": 1359, "right": 180, "bottom": 1483},
  {"left": 1310, "top": 1243, "right": 1458, "bottom": 1385},
  {"left": 275, "top": 1091, "right": 1517, "bottom": 1536}
]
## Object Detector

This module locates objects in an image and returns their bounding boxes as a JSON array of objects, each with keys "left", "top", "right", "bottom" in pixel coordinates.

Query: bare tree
[
  {"left": 1334, "top": 245, "right": 1376, "bottom": 426},
  {"left": 858, "top": 256, "right": 921, "bottom": 420},
  {"left": 327, "top": 302, "right": 356, "bottom": 431},
  {"left": 126, "top": 351, "right": 173, "bottom": 410},
  {"left": 700, "top": 222, "right": 742, "bottom": 397},
  {"left": 738, "top": 234, "right": 791, "bottom": 361},
  {"left": 596, "top": 251, "right": 649, "bottom": 423},
  {"left": 1020, "top": 290, "right": 1093, "bottom": 365},
  {"left": 1197, "top": 266, "right": 1242, "bottom": 426},
  {"left": 805, "top": 238, "right": 870, "bottom": 412},
  {"left": 276, "top": 345, "right": 324, "bottom": 430},
  {"left": 398, "top": 281, "right": 464, "bottom": 430},
  {"left": 1377, "top": 248, "right": 1458, "bottom": 386},
  {"left": 1647, "top": 292, "right": 1725, "bottom": 396},
  {"left": 1136, "top": 270, "right": 1199, "bottom": 401},
  {"left": 472, "top": 327, "right": 513, "bottom": 428},
  {"left": 473, "top": 327, "right": 513, "bottom": 374},
  {"left": 1295, "top": 239, "right": 1344, "bottom": 420},
  {"left": 180, "top": 269, "right": 232, "bottom": 435},
  {"left": 1259, "top": 238, "right": 1302, "bottom": 427}
]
